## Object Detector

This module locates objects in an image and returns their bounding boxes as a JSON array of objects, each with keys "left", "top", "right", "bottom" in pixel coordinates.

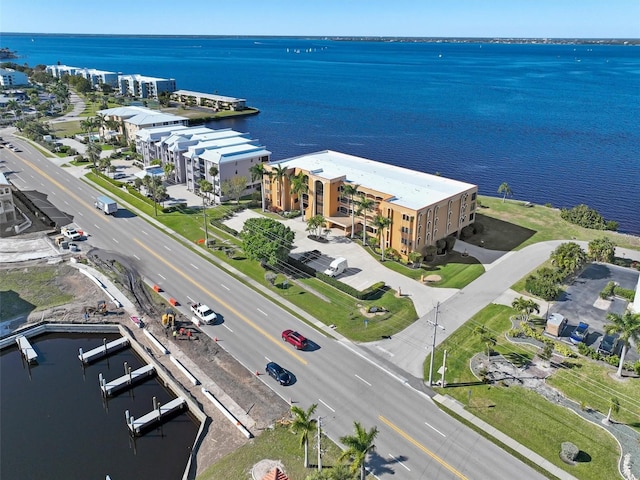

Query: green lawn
[
  {"left": 428, "top": 304, "right": 622, "bottom": 480},
  {"left": 197, "top": 423, "right": 353, "bottom": 480}
]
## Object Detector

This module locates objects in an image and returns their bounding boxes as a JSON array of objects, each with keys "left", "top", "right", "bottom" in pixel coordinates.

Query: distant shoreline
[{"left": 2, "top": 32, "right": 638, "bottom": 46}]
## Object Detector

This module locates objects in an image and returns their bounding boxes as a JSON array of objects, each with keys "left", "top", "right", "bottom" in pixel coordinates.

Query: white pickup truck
[
  {"left": 61, "top": 227, "right": 82, "bottom": 241},
  {"left": 189, "top": 303, "right": 218, "bottom": 325}
]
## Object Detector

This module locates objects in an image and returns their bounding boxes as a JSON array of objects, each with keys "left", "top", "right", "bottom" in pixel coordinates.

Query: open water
[{"left": 2, "top": 34, "right": 639, "bottom": 234}]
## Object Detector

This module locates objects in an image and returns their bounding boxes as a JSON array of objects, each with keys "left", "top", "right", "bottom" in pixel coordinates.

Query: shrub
[
  {"left": 614, "top": 286, "right": 635, "bottom": 302},
  {"left": 460, "top": 225, "right": 475, "bottom": 240},
  {"left": 600, "top": 281, "right": 616, "bottom": 299},
  {"left": 473, "top": 222, "right": 485, "bottom": 234},
  {"left": 634, "top": 361, "right": 640, "bottom": 376},
  {"left": 560, "top": 203, "right": 617, "bottom": 231},
  {"left": 606, "top": 355, "right": 620, "bottom": 366}
]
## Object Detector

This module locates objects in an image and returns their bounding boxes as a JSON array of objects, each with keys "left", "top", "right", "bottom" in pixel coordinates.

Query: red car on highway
[{"left": 281, "top": 330, "right": 308, "bottom": 350}]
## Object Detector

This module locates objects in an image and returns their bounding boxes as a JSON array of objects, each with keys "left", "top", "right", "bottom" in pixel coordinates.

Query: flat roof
[
  {"left": 271, "top": 150, "right": 476, "bottom": 210},
  {"left": 126, "top": 112, "right": 187, "bottom": 126},
  {"left": 200, "top": 144, "right": 271, "bottom": 164},
  {"left": 173, "top": 89, "right": 245, "bottom": 103}
]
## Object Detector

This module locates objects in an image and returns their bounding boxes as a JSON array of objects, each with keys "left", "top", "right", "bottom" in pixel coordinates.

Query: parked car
[
  {"left": 265, "top": 361, "right": 290, "bottom": 385},
  {"left": 282, "top": 330, "right": 308, "bottom": 350},
  {"left": 570, "top": 322, "right": 589, "bottom": 344},
  {"left": 597, "top": 334, "right": 618, "bottom": 356}
]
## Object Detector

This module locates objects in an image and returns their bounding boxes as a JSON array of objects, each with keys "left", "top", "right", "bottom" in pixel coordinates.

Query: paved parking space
[{"left": 552, "top": 263, "right": 639, "bottom": 360}]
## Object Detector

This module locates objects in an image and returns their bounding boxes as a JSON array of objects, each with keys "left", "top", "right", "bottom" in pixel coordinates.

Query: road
[{"left": 1, "top": 139, "right": 546, "bottom": 480}]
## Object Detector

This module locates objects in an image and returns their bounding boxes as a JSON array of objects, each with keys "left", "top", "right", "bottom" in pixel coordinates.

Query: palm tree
[
  {"left": 604, "top": 311, "right": 640, "bottom": 377},
  {"left": 342, "top": 183, "right": 360, "bottom": 239},
  {"left": 163, "top": 163, "right": 175, "bottom": 183},
  {"left": 198, "top": 179, "right": 213, "bottom": 245},
  {"left": 249, "top": 162, "right": 267, "bottom": 211},
  {"left": 355, "top": 194, "right": 375, "bottom": 246},
  {"left": 511, "top": 297, "right": 540, "bottom": 324},
  {"left": 290, "top": 403, "right": 317, "bottom": 468},
  {"left": 497, "top": 182, "right": 513, "bottom": 203},
  {"left": 290, "top": 171, "right": 309, "bottom": 221},
  {"left": 474, "top": 325, "right": 497, "bottom": 359},
  {"left": 86, "top": 141, "right": 102, "bottom": 169},
  {"left": 272, "top": 164, "right": 288, "bottom": 211},
  {"left": 606, "top": 397, "right": 620, "bottom": 423},
  {"left": 339, "top": 421, "right": 378, "bottom": 480},
  {"left": 307, "top": 215, "right": 326, "bottom": 238},
  {"left": 208, "top": 165, "right": 219, "bottom": 205},
  {"left": 371, "top": 215, "right": 392, "bottom": 261},
  {"left": 7, "top": 99, "right": 21, "bottom": 121}
]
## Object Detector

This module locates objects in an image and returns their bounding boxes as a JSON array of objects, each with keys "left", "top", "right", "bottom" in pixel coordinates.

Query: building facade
[
  {"left": 263, "top": 150, "right": 478, "bottom": 259},
  {"left": 46, "top": 65, "right": 119, "bottom": 87},
  {"left": 118, "top": 74, "right": 176, "bottom": 99},
  {"left": 97, "top": 106, "right": 188, "bottom": 143},
  {"left": 0, "top": 68, "right": 29, "bottom": 87},
  {"left": 0, "top": 172, "right": 16, "bottom": 224},
  {"left": 171, "top": 90, "right": 247, "bottom": 111}
]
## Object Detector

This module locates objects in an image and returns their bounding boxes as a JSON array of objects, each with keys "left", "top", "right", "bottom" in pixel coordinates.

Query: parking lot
[{"left": 552, "top": 262, "right": 639, "bottom": 361}]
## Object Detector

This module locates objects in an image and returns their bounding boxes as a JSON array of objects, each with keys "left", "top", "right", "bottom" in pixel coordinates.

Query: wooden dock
[
  {"left": 16, "top": 335, "right": 37, "bottom": 363},
  {"left": 126, "top": 397, "right": 187, "bottom": 436},
  {"left": 100, "top": 364, "right": 156, "bottom": 397},
  {"left": 78, "top": 337, "right": 129, "bottom": 364}
]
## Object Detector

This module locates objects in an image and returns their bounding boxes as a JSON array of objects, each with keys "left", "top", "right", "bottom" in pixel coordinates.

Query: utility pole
[
  {"left": 427, "top": 302, "right": 445, "bottom": 387},
  {"left": 317, "top": 416, "right": 323, "bottom": 472}
]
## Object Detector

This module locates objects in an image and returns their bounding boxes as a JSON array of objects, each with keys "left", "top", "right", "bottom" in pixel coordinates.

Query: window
[
  {"left": 471, "top": 192, "right": 476, "bottom": 200},
  {"left": 470, "top": 213, "right": 475, "bottom": 221}
]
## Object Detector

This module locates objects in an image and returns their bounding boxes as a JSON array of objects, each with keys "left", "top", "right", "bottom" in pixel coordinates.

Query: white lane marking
[
  {"left": 319, "top": 398, "right": 335, "bottom": 412},
  {"left": 164, "top": 245, "right": 171, "bottom": 251},
  {"left": 133, "top": 254, "right": 140, "bottom": 260},
  {"left": 257, "top": 308, "right": 268, "bottom": 316},
  {"left": 113, "top": 238, "right": 119, "bottom": 244},
  {"left": 389, "top": 454, "right": 411, "bottom": 471},
  {"left": 64, "top": 200, "right": 69, "bottom": 205},
  {"left": 376, "top": 345, "right": 395, "bottom": 357},
  {"left": 141, "top": 230, "right": 148, "bottom": 236},
  {"left": 355, "top": 374, "right": 371, "bottom": 386},
  {"left": 190, "top": 263, "right": 199, "bottom": 270},
  {"left": 424, "top": 422, "right": 446, "bottom": 437},
  {"left": 93, "top": 224, "right": 101, "bottom": 230},
  {"left": 223, "top": 324, "right": 233, "bottom": 332},
  {"left": 187, "top": 296, "right": 196, "bottom": 304},
  {"left": 158, "top": 274, "right": 166, "bottom": 280},
  {"left": 221, "top": 284, "right": 230, "bottom": 291},
  {"left": 78, "top": 211, "right": 84, "bottom": 216}
]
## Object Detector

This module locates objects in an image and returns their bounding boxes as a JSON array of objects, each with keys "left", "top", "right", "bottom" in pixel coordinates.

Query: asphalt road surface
[{"left": 1, "top": 139, "right": 546, "bottom": 480}]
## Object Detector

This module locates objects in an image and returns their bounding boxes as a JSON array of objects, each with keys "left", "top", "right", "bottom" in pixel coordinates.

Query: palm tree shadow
[{"left": 368, "top": 450, "right": 404, "bottom": 477}]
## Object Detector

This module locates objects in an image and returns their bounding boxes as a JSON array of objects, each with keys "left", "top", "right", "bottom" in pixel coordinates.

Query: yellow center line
[
  {"left": 379, "top": 415, "right": 468, "bottom": 480},
  {"left": 18, "top": 154, "right": 110, "bottom": 222},
  {"left": 134, "top": 238, "right": 307, "bottom": 365}
]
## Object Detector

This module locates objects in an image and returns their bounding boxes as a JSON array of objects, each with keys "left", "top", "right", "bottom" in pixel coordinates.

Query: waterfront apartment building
[
  {"left": 171, "top": 90, "right": 247, "bottom": 111},
  {"left": 0, "top": 172, "right": 16, "bottom": 225},
  {"left": 46, "top": 65, "right": 119, "bottom": 87},
  {"left": 97, "top": 106, "right": 188, "bottom": 143},
  {"left": 118, "top": 74, "right": 176, "bottom": 99},
  {"left": 135, "top": 125, "right": 270, "bottom": 199},
  {"left": 0, "top": 68, "right": 29, "bottom": 87},
  {"left": 263, "top": 150, "right": 478, "bottom": 259}
]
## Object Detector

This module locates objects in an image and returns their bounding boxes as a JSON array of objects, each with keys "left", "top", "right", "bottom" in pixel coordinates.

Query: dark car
[
  {"left": 282, "top": 329, "right": 308, "bottom": 350},
  {"left": 597, "top": 334, "right": 618, "bottom": 356},
  {"left": 299, "top": 249, "right": 321, "bottom": 263},
  {"left": 265, "top": 361, "right": 290, "bottom": 385},
  {"left": 570, "top": 322, "right": 589, "bottom": 344}
]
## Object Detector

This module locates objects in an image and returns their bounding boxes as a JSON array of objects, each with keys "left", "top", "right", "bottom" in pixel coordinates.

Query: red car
[{"left": 282, "top": 330, "right": 308, "bottom": 350}]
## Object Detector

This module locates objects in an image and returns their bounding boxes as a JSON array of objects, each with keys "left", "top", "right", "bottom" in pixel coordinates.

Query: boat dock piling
[
  {"left": 125, "top": 396, "right": 187, "bottom": 436},
  {"left": 100, "top": 363, "right": 156, "bottom": 397},
  {"left": 78, "top": 337, "right": 129, "bottom": 364},
  {"left": 16, "top": 335, "right": 38, "bottom": 363}
]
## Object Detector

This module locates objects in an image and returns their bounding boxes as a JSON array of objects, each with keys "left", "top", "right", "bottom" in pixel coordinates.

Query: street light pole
[
  {"left": 317, "top": 416, "right": 324, "bottom": 472},
  {"left": 427, "top": 302, "right": 445, "bottom": 387}
]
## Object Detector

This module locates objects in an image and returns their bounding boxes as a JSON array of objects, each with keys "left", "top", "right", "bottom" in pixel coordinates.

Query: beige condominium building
[{"left": 263, "top": 150, "right": 478, "bottom": 259}]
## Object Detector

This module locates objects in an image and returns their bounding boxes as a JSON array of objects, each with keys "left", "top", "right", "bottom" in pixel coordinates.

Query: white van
[{"left": 324, "top": 257, "right": 348, "bottom": 277}]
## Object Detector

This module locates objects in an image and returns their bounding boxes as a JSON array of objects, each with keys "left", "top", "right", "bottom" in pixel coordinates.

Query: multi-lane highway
[{"left": 1, "top": 137, "right": 545, "bottom": 480}]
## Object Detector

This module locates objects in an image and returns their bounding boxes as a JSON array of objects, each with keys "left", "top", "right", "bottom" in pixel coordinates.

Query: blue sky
[{"left": 1, "top": 0, "right": 638, "bottom": 38}]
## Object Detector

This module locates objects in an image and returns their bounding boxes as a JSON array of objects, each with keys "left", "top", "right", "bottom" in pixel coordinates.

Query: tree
[
  {"left": 408, "top": 250, "right": 423, "bottom": 269},
  {"left": 497, "top": 182, "right": 513, "bottom": 203},
  {"left": 551, "top": 242, "right": 587, "bottom": 274},
  {"left": 339, "top": 421, "right": 378, "bottom": 480},
  {"left": 163, "top": 163, "right": 175, "bottom": 183},
  {"left": 305, "top": 465, "right": 354, "bottom": 480},
  {"left": 290, "top": 171, "right": 309, "bottom": 221},
  {"left": 371, "top": 215, "right": 392, "bottom": 261},
  {"left": 342, "top": 183, "right": 360, "bottom": 239},
  {"left": 249, "top": 162, "right": 267, "bottom": 211},
  {"left": 143, "top": 174, "right": 165, "bottom": 217},
  {"left": 86, "top": 141, "right": 102, "bottom": 169},
  {"left": 306, "top": 215, "right": 326, "bottom": 238},
  {"left": 290, "top": 403, "right": 317, "bottom": 468},
  {"left": 208, "top": 165, "right": 219, "bottom": 204},
  {"left": 221, "top": 175, "right": 247, "bottom": 204},
  {"left": 606, "top": 397, "right": 620, "bottom": 423},
  {"left": 604, "top": 311, "right": 640, "bottom": 378},
  {"left": 241, "top": 217, "right": 295, "bottom": 266},
  {"left": 355, "top": 194, "right": 375, "bottom": 246},
  {"left": 272, "top": 164, "right": 289, "bottom": 210},
  {"left": 98, "top": 156, "right": 111, "bottom": 176},
  {"left": 511, "top": 296, "right": 540, "bottom": 324},
  {"left": 474, "top": 325, "right": 497, "bottom": 359},
  {"left": 198, "top": 179, "right": 213, "bottom": 245},
  {"left": 588, "top": 237, "right": 616, "bottom": 263}
]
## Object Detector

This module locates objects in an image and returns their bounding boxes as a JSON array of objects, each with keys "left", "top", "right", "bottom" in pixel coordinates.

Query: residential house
[{"left": 97, "top": 106, "right": 188, "bottom": 144}]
